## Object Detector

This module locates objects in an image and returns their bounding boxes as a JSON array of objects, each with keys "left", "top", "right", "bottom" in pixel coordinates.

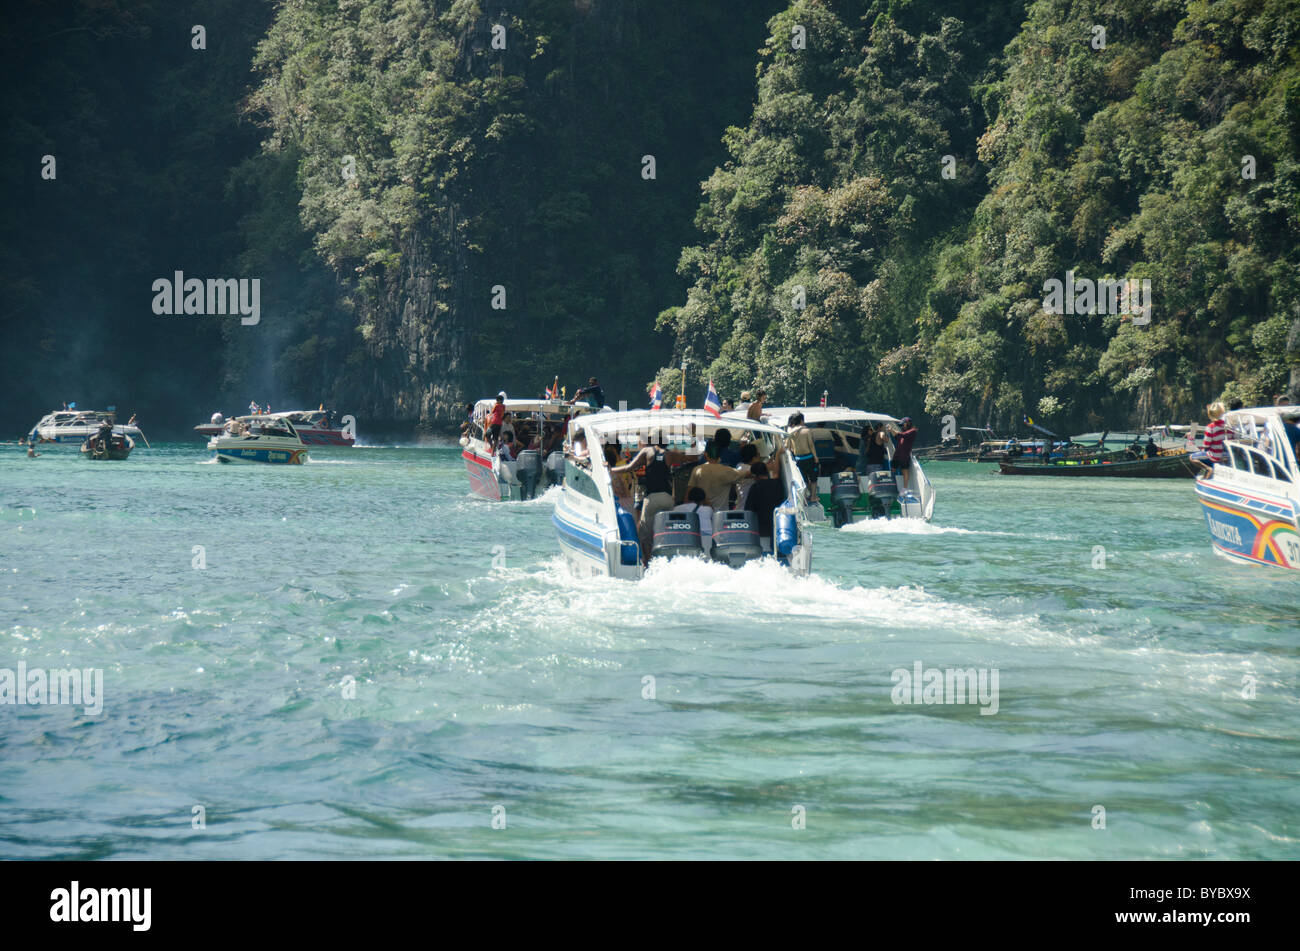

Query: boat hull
[
  {"left": 1195, "top": 480, "right": 1300, "bottom": 569},
  {"left": 998, "top": 452, "right": 1197, "bottom": 477},
  {"left": 464, "top": 449, "right": 521, "bottom": 501},
  {"left": 208, "top": 442, "right": 307, "bottom": 464}
]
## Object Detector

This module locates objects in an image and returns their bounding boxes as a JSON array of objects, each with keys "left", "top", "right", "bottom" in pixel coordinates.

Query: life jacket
[{"left": 644, "top": 448, "right": 672, "bottom": 494}]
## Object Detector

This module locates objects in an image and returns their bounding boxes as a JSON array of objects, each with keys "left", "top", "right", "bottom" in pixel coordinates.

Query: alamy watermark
[
  {"left": 152, "top": 271, "right": 260, "bottom": 325},
  {"left": 1, "top": 663, "right": 103, "bottom": 715},
  {"left": 891, "top": 661, "right": 999, "bottom": 715},
  {"left": 1042, "top": 270, "right": 1150, "bottom": 326}
]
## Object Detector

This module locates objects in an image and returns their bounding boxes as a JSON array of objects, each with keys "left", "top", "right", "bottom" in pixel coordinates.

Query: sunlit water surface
[{"left": 2, "top": 445, "right": 1297, "bottom": 859}]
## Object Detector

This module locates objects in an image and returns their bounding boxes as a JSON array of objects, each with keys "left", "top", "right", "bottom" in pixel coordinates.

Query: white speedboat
[
  {"left": 460, "top": 398, "right": 595, "bottom": 501},
  {"left": 553, "top": 409, "right": 814, "bottom": 578},
  {"left": 28, "top": 409, "right": 144, "bottom": 447},
  {"left": 195, "top": 409, "right": 354, "bottom": 446},
  {"left": 207, "top": 415, "right": 308, "bottom": 464},
  {"left": 733, "top": 406, "right": 936, "bottom": 525},
  {"left": 1194, "top": 405, "right": 1300, "bottom": 569}
]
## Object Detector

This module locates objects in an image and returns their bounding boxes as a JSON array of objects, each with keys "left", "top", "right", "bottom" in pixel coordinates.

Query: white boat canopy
[
  {"left": 573, "top": 408, "right": 788, "bottom": 443},
  {"left": 472, "top": 398, "right": 600, "bottom": 420},
  {"left": 728, "top": 406, "right": 902, "bottom": 428},
  {"left": 1226, "top": 404, "right": 1300, "bottom": 425}
]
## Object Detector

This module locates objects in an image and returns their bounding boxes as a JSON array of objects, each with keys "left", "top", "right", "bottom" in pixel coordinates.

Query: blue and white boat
[
  {"left": 207, "top": 415, "right": 308, "bottom": 464},
  {"left": 28, "top": 409, "right": 144, "bottom": 447},
  {"left": 552, "top": 409, "right": 814, "bottom": 578},
  {"left": 1194, "top": 405, "right": 1300, "bottom": 569}
]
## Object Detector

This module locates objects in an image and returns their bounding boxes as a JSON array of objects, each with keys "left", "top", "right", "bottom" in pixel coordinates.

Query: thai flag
[
  {"left": 704, "top": 381, "right": 722, "bottom": 418},
  {"left": 649, "top": 381, "right": 663, "bottom": 410},
  {"left": 544, "top": 376, "right": 558, "bottom": 399}
]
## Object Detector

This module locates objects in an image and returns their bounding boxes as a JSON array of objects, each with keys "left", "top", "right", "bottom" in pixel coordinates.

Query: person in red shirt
[
  {"left": 890, "top": 417, "right": 919, "bottom": 492},
  {"left": 1197, "top": 401, "right": 1228, "bottom": 477},
  {"left": 487, "top": 393, "right": 506, "bottom": 449}
]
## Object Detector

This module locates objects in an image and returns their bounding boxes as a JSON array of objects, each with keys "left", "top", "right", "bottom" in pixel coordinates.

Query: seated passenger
[
  {"left": 606, "top": 444, "right": 636, "bottom": 511},
  {"left": 1283, "top": 411, "right": 1300, "bottom": 458},
  {"left": 496, "top": 433, "right": 517, "bottom": 462},
  {"left": 672, "top": 487, "right": 714, "bottom": 553},
  {"left": 744, "top": 461, "right": 787, "bottom": 548},
  {"left": 715, "top": 428, "right": 742, "bottom": 467}
]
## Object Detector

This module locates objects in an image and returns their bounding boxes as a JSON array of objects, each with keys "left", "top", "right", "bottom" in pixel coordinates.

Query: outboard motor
[
  {"left": 515, "top": 449, "right": 543, "bottom": 500},
  {"left": 544, "top": 451, "right": 565, "bottom": 487},
  {"left": 651, "top": 511, "right": 704, "bottom": 560},
  {"left": 865, "top": 469, "right": 899, "bottom": 519},
  {"left": 710, "top": 511, "right": 764, "bottom": 568},
  {"left": 830, "top": 469, "right": 861, "bottom": 528}
]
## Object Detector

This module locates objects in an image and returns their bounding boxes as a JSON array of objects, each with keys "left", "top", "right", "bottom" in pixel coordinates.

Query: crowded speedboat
[
  {"left": 552, "top": 409, "right": 814, "bottom": 578},
  {"left": 735, "top": 406, "right": 936, "bottom": 525},
  {"left": 1193, "top": 404, "right": 1300, "bottom": 569},
  {"left": 207, "top": 415, "right": 308, "bottom": 464},
  {"left": 460, "top": 396, "right": 596, "bottom": 501}
]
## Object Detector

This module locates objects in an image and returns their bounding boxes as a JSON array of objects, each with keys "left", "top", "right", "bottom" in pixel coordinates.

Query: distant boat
[
  {"left": 80, "top": 427, "right": 134, "bottom": 460},
  {"left": 29, "top": 409, "right": 144, "bottom": 447},
  {"left": 196, "top": 409, "right": 353, "bottom": 446},
  {"left": 207, "top": 415, "right": 307, "bottom": 464},
  {"left": 998, "top": 448, "right": 1198, "bottom": 477},
  {"left": 1194, "top": 405, "right": 1300, "bottom": 569}
]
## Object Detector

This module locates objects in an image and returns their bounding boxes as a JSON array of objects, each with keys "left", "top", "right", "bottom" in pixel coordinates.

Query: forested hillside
[{"left": 5, "top": 0, "right": 1297, "bottom": 437}]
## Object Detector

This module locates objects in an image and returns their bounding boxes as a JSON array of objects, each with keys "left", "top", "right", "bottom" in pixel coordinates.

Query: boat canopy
[
  {"left": 472, "top": 398, "right": 598, "bottom": 421},
  {"left": 573, "top": 408, "right": 787, "bottom": 444},
  {"left": 727, "top": 406, "right": 901, "bottom": 428},
  {"left": 1226, "top": 404, "right": 1300, "bottom": 425}
]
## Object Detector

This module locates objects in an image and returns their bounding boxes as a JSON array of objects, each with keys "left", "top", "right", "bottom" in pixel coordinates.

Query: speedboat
[
  {"left": 195, "top": 409, "right": 353, "bottom": 446},
  {"left": 460, "top": 398, "right": 595, "bottom": 501},
  {"left": 553, "top": 409, "right": 814, "bottom": 578},
  {"left": 80, "top": 426, "right": 134, "bottom": 460},
  {"left": 1193, "top": 405, "right": 1300, "bottom": 569},
  {"left": 734, "top": 406, "right": 936, "bottom": 525},
  {"left": 28, "top": 409, "right": 144, "bottom": 447},
  {"left": 207, "top": 415, "right": 308, "bottom": 464}
]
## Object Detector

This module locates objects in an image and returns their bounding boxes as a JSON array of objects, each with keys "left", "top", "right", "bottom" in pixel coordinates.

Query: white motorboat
[
  {"left": 552, "top": 409, "right": 814, "bottom": 578},
  {"left": 28, "top": 409, "right": 144, "bottom": 447},
  {"left": 1193, "top": 405, "right": 1300, "bottom": 569},
  {"left": 731, "top": 406, "right": 936, "bottom": 525},
  {"left": 195, "top": 409, "right": 354, "bottom": 446},
  {"left": 207, "top": 415, "right": 308, "bottom": 464},
  {"left": 460, "top": 398, "right": 596, "bottom": 501}
]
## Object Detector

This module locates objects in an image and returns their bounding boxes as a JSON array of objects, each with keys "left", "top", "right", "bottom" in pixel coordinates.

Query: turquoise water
[{"left": 2, "top": 445, "right": 1297, "bottom": 859}]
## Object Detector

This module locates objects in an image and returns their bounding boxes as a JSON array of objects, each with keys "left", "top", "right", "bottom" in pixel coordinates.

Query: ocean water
[{"left": 2, "top": 445, "right": 1297, "bottom": 860}]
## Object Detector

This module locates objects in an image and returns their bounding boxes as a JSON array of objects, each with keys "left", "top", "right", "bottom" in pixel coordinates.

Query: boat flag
[
  {"left": 649, "top": 381, "right": 663, "bottom": 410},
  {"left": 545, "top": 376, "right": 559, "bottom": 399},
  {"left": 819, "top": 390, "right": 827, "bottom": 408},
  {"left": 704, "top": 381, "right": 722, "bottom": 418}
]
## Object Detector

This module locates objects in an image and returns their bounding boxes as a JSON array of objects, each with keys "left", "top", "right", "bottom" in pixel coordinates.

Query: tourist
[
  {"left": 746, "top": 389, "right": 767, "bottom": 421},
  {"left": 856, "top": 422, "right": 888, "bottom": 474},
  {"left": 1197, "top": 401, "right": 1228, "bottom": 476},
  {"left": 672, "top": 487, "right": 714, "bottom": 553},
  {"left": 571, "top": 377, "right": 605, "bottom": 409},
  {"left": 744, "top": 461, "right": 787, "bottom": 547},
  {"left": 687, "top": 440, "right": 745, "bottom": 513},
  {"left": 784, "top": 412, "right": 818, "bottom": 502},
  {"left": 613, "top": 433, "right": 702, "bottom": 556},
  {"left": 890, "top": 417, "right": 919, "bottom": 492},
  {"left": 487, "top": 393, "right": 506, "bottom": 448}
]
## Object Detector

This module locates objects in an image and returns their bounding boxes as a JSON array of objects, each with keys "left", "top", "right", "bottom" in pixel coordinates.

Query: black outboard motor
[
  {"left": 515, "top": 449, "right": 543, "bottom": 500},
  {"left": 651, "top": 510, "right": 704, "bottom": 560},
  {"left": 830, "top": 470, "right": 861, "bottom": 528},
  {"left": 865, "top": 470, "right": 899, "bottom": 519},
  {"left": 710, "top": 510, "right": 764, "bottom": 567},
  {"left": 544, "top": 451, "right": 565, "bottom": 487}
]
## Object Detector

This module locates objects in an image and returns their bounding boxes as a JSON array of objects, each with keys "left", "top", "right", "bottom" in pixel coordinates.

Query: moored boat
[
  {"left": 207, "top": 415, "right": 308, "bottom": 464},
  {"left": 553, "top": 409, "right": 814, "bottom": 578},
  {"left": 997, "top": 447, "right": 1198, "bottom": 477},
  {"left": 1193, "top": 405, "right": 1300, "bottom": 569},
  {"left": 460, "top": 398, "right": 592, "bottom": 501},
  {"left": 736, "top": 406, "right": 936, "bottom": 525},
  {"left": 28, "top": 409, "right": 144, "bottom": 447},
  {"left": 80, "top": 423, "right": 134, "bottom": 460}
]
